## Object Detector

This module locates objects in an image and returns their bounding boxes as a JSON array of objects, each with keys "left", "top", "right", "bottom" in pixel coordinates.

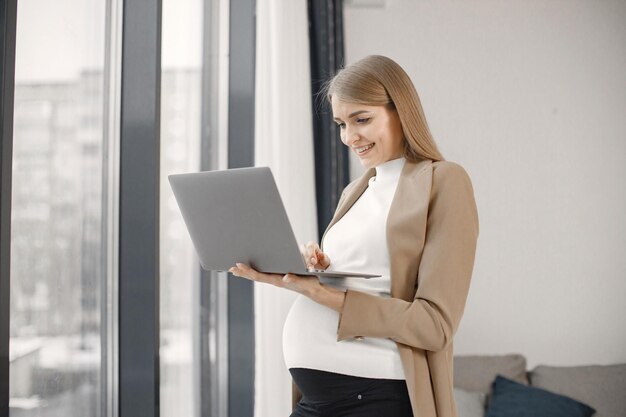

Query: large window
[
  {"left": 159, "top": 0, "right": 228, "bottom": 416},
  {"left": 9, "top": 0, "right": 110, "bottom": 416},
  {"left": 4, "top": 0, "right": 234, "bottom": 415},
  {"left": 159, "top": 0, "right": 203, "bottom": 416}
]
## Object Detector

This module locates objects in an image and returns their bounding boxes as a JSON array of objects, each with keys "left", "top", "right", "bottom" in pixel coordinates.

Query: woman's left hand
[
  {"left": 228, "top": 263, "right": 346, "bottom": 312},
  {"left": 228, "top": 263, "right": 323, "bottom": 297}
]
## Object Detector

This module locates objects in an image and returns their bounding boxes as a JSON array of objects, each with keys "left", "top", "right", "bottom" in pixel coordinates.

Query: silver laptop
[{"left": 168, "top": 167, "right": 380, "bottom": 279}]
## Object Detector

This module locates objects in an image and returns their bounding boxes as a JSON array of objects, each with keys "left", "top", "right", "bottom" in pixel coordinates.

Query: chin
[{"left": 359, "top": 159, "right": 378, "bottom": 169}]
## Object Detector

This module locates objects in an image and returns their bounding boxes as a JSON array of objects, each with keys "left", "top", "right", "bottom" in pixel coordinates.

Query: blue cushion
[{"left": 485, "top": 375, "right": 596, "bottom": 417}]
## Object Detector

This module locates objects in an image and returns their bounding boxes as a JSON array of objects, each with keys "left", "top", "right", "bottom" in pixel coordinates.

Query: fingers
[
  {"left": 302, "top": 241, "right": 317, "bottom": 266},
  {"left": 229, "top": 263, "right": 323, "bottom": 296},
  {"left": 229, "top": 263, "right": 282, "bottom": 286},
  {"left": 314, "top": 247, "right": 330, "bottom": 268},
  {"left": 302, "top": 241, "right": 330, "bottom": 269},
  {"left": 299, "top": 244, "right": 308, "bottom": 261},
  {"left": 229, "top": 262, "right": 251, "bottom": 277}
]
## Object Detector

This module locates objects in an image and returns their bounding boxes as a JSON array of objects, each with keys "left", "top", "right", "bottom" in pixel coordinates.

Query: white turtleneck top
[{"left": 282, "top": 157, "right": 406, "bottom": 380}]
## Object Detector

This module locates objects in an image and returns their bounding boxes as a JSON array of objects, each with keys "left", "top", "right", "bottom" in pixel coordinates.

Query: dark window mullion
[
  {"left": 227, "top": 0, "right": 256, "bottom": 416},
  {"left": 118, "top": 1, "right": 162, "bottom": 416},
  {"left": 0, "top": 1, "right": 18, "bottom": 416}
]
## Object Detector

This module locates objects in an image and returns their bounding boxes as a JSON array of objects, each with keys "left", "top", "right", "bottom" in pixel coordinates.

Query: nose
[{"left": 343, "top": 126, "right": 359, "bottom": 146}]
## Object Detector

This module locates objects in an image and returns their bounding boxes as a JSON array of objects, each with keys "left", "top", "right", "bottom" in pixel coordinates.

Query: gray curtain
[{"left": 307, "top": 0, "right": 350, "bottom": 240}]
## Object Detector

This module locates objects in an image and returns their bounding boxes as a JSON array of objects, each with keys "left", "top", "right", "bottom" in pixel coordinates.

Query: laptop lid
[{"left": 168, "top": 167, "right": 379, "bottom": 278}]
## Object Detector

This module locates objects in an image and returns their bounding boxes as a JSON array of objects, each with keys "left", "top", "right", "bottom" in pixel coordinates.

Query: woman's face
[{"left": 331, "top": 96, "right": 405, "bottom": 169}]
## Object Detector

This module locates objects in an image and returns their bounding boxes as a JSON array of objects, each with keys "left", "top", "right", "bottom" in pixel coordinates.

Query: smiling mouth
[{"left": 355, "top": 143, "right": 375, "bottom": 154}]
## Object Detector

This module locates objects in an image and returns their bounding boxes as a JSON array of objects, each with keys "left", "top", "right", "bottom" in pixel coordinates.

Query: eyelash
[{"left": 337, "top": 118, "right": 370, "bottom": 129}]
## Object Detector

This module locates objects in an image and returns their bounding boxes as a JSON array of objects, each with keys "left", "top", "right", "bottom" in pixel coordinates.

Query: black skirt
[{"left": 289, "top": 368, "right": 413, "bottom": 417}]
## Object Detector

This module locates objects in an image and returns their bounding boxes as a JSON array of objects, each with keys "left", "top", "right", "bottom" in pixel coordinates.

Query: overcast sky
[{"left": 15, "top": 0, "right": 202, "bottom": 83}]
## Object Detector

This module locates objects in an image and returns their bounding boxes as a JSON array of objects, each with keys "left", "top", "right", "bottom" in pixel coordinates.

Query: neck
[{"left": 373, "top": 157, "right": 405, "bottom": 183}]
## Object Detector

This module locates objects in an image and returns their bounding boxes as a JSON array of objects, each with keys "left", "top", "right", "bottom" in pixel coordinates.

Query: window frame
[
  {"left": 226, "top": 0, "right": 256, "bottom": 415},
  {"left": 0, "top": 0, "right": 18, "bottom": 415},
  {"left": 118, "top": 0, "right": 162, "bottom": 416},
  {"left": 0, "top": 0, "right": 257, "bottom": 415}
]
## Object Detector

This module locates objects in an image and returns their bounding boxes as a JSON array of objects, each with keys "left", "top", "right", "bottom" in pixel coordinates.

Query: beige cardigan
[{"left": 293, "top": 158, "right": 479, "bottom": 417}]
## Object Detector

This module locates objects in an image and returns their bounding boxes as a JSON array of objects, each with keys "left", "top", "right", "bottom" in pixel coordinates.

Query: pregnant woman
[{"left": 230, "top": 55, "right": 479, "bottom": 417}]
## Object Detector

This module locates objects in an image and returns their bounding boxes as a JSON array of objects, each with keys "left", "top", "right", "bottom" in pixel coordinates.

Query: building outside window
[
  {"left": 7, "top": 1, "right": 228, "bottom": 416},
  {"left": 9, "top": 1, "right": 108, "bottom": 416}
]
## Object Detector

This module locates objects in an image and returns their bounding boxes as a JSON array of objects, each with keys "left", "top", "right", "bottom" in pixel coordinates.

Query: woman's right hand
[{"left": 300, "top": 241, "right": 331, "bottom": 271}]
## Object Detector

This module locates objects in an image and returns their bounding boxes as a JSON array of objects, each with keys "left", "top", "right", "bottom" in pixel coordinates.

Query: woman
[{"left": 229, "top": 55, "right": 479, "bottom": 417}]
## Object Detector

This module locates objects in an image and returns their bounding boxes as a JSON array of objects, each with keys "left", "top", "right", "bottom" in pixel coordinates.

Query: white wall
[{"left": 344, "top": 0, "right": 626, "bottom": 368}]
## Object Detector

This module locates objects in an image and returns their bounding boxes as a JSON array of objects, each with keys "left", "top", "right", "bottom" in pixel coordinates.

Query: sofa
[{"left": 452, "top": 354, "right": 626, "bottom": 417}]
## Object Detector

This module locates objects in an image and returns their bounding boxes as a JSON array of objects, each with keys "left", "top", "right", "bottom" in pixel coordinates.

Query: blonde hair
[{"left": 323, "top": 55, "right": 444, "bottom": 162}]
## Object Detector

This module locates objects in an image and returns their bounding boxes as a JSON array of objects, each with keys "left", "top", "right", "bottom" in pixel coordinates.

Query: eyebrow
[{"left": 333, "top": 110, "right": 370, "bottom": 122}]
